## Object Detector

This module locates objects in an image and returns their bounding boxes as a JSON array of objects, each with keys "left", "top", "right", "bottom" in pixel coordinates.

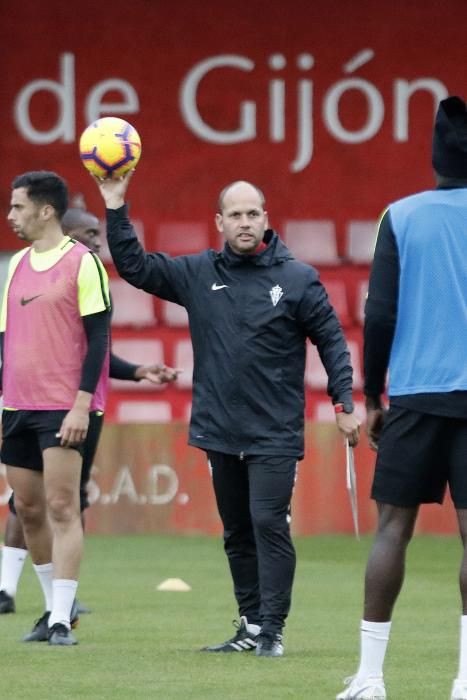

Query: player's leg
[
  {"left": 202, "top": 451, "right": 261, "bottom": 652},
  {"left": 453, "top": 509, "right": 467, "bottom": 699},
  {"left": 4, "top": 497, "right": 27, "bottom": 549},
  {"left": 6, "top": 468, "right": 51, "bottom": 565},
  {"left": 2, "top": 411, "right": 52, "bottom": 569},
  {"left": 336, "top": 504, "right": 418, "bottom": 699},
  {"left": 0, "top": 496, "right": 28, "bottom": 613},
  {"left": 74, "top": 411, "right": 104, "bottom": 614},
  {"left": 337, "top": 408, "right": 442, "bottom": 699},
  {"left": 79, "top": 411, "right": 104, "bottom": 527},
  {"left": 6, "top": 463, "right": 55, "bottom": 641},
  {"left": 247, "top": 455, "right": 297, "bottom": 657},
  {"left": 364, "top": 503, "right": 418, "bottom": 621},
  {"left": 448, "top": 420, "right": 467, "bottom": 700},
  {"left": 42, "top": 444, "right": 82, "bottom": 645}
]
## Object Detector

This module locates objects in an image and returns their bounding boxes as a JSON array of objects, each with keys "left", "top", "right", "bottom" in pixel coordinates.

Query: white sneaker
[
  {"left": 336, "top": 675, "right": 386, "bottom": 699},
  {"left": 451, "top": 678, "right": 467, "bottom": 700}
]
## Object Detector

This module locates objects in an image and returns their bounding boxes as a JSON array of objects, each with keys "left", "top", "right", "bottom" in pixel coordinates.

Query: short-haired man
[
  {"left": 0, "top": 205, "right": 180, "bottom": 620},
  {"left": 1, "top": 172, "right": 111, "bottom": 645},
  {"left": 93, "top": 173, "right": 360, "bottom": 657}
]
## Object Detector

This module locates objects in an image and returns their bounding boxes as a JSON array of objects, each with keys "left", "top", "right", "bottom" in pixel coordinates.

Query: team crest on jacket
[{"left": 269, "top": 285, "right": 283, "bottom": 307}]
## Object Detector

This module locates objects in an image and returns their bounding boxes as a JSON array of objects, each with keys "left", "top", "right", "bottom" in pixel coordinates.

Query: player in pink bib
[{"left": 1, "top": 171, "right": 111, "bottom": 646}]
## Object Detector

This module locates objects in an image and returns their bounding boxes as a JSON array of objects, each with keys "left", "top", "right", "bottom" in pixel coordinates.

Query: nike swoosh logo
[
  {"left": 211, "top": 283, "right": 229, "bottom": 291},
  {"left": 20, "top": 294, "right": 43, "bottom": 306}
]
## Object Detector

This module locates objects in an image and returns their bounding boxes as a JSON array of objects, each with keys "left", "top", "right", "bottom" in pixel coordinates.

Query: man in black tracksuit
[{"left": 94, "top": 175, "right": 360, "bottom": 657}]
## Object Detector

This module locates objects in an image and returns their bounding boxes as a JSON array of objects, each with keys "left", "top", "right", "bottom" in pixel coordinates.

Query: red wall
[
  {"left": 0, "top": 424, "right": 457, "bottom": 536},
  {"left": 2, "top": 0, "right": 467, "bottom": 250},
  {"left": 1, "top": 1, "right": 464, "bottom": 535}
]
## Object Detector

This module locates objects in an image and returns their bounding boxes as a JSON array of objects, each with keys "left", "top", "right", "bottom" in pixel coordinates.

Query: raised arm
[{"left": 92, "top": 172, "right": 191, "bottom": 304}]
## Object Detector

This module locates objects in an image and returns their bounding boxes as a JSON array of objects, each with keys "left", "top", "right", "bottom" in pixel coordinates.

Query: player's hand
[
  {"left": 91, "top": 169, "right": 134, "bottom": 209},
  {"left": 57, "top": 407, "right": 89, "bottom": 448},
  {"left": 134, "top": 363, "right": 183, "bottom": 384},
  {"left": 365, "top": 396, "right": 387, "bottom": 451},
  {"left": 335, "top": 411, "right": 360, "bottom": 447}
]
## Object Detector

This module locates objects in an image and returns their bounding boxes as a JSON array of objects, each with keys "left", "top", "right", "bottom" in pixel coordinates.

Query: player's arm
[
  {"left": 92, "top": 172, "right": 191, "bottom": 303},
  {"left": 109, "top": 352, "right": 181, "bottom": 384},
  {"left": 363, "top": 209, "right": 399, "bottom": 449},
  {"left": 58, "top": 253, "right": 110, "bottom": 447},
  {"left": 363, "top": 210, "right": 399, "bottom": 401}
]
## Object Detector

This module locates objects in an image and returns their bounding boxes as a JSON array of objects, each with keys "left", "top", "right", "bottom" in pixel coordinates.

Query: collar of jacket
[{"left": 216, "top": 229, "right": 294, "bottom": 268}]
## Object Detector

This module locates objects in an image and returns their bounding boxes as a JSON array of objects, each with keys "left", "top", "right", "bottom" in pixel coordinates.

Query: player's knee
[
  {"left": 378, "top": 516, "right": 414, "bottom": 546},
  {"left": 46, "top": 493, "right": 79, "bottom": 525},
  {"left": 14, "top": 498, "right": 45, "bottom": 528},
  {"left": 252, "top": 510, "right": 287, "bottom": 536}
]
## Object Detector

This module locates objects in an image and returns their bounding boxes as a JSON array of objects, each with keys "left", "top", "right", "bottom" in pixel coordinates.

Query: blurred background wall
[{"left": 0, "top": 0, "right": 464, "bottom": 534}]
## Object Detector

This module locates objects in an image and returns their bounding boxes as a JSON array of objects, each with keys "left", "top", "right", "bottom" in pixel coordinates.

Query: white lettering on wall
[
  {"left": 85, "top": 79, "right": 139, "bottom": 124},
  {"left": 179, "top": 50, "right": 449, "bottom": 172},
  {"left": 108, "top": 466, "right": 140, "bottom": 504},
  {"left": 11, "top": 50, "right": 451, "bottom": 173},
  {"left": 86, "top": 464, "right": 179, "bottom": 507},
  {"left": 14, "top": 52, "right": 139, "bottom": 145},
  {"left": 148, "top": 465, "right": 179, "bottom": 505},
  {"left": 15, "top": 53, "right": 76, "bottom": 144},
  {"left": 180, "top": 54, "right": 256, "bottom": 143},
  {"left": 393, "top": 78, "right": 447, "bottom": 141},
  {"left": 323, "top": 78, "right": 384, "bottom": 143}
]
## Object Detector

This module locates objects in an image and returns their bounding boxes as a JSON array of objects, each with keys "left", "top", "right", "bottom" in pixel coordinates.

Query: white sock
[
  {"left": 245, "top": 619, "right": 261, "bottom": 635},
  {"left": 48, "top": 579, "right": 78, "bottom": 630},
  {"left": 33, "top": 562, "right": 54, "bottom": 611},
  {"left": 0, "top": 546, "right": 28, "bottom": 597},
  {"left": 457, "top": 615, "right": 467, "bottom": 679},
  {"left": 357, "top": 619, "right": 392, "bottom": 680}
]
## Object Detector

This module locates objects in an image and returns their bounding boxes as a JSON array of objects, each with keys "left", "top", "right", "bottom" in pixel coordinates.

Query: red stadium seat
[
  {"left": 346, "top": 221, "right": 377, "bottom": 264},
  {"left": 347, "top": 338, "right": 363, "bottom": 391},
  {"left": 355, "top": 279, "right": 369, "bottom": 325},
  {"left": 116, "top": 400, "right": 172, "bottom": 423},
  {"left": 157, "top": 222, "right": 209, "bottom": 255},
  {"left": 173, "top": 338, "right": 194, "bottom": 389},
  {"left": 160, "top": 300, "right": 189, "bottom": 327},
  {"left": 305, "top": 344, "right": 328, "bottom": 390},
  {"left": 109, "top": 278, "right": 157, "bottom": 327},
  {"left": 283, "top": 220, "right": 340, "bottom": 265},
  {"left": 182, "top": 400, "right": 192, "bottom": 423},
  {"left": 110, "top": 338, "right": 165, "bottom": 391},
  {"left": 321, "top": 279, "right": 351, "bottom": 327},
  {"left": 305, "top": 336, "right": 363, "bottom": 391},
  {"left": 99, "top": 219, "right": 145, "bottom": 263}
]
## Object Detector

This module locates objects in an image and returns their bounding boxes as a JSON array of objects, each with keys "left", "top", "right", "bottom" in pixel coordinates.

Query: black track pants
[{"left": 207, "top": 451, "right": 297, "bottom": 636}]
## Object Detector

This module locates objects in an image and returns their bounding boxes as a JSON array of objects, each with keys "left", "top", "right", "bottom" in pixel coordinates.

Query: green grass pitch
[{"left": 0, "top": 533, "right": 462, "bottom": 699}]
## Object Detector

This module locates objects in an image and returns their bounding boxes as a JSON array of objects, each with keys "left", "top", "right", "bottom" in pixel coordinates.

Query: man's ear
[
  {"left": 41, "top": 204, "right": 55, "bottom": 222},
  {"left": 215, "top": 212, "right": 223, "bottom": 234}
]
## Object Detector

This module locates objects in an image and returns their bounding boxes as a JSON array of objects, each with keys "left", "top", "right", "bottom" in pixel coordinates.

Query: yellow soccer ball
[{"left": 79, "top": 117, "right": 142, "bottom": 178}]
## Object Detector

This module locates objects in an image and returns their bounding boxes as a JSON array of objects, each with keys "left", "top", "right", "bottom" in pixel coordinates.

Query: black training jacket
[{"left": 107, "top": 206, "right": 353, "bottom": 458}]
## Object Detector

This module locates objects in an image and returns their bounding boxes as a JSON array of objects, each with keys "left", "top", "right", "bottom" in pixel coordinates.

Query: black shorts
[
  {"left": 372, "top": 406, "right": 467, "bottom": 508},
  {"left": 4, "top": 410, "right": 104, "bottom": 513},
  {"left": 79, "top": 411, "right": 104, "bottom": 511}
]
